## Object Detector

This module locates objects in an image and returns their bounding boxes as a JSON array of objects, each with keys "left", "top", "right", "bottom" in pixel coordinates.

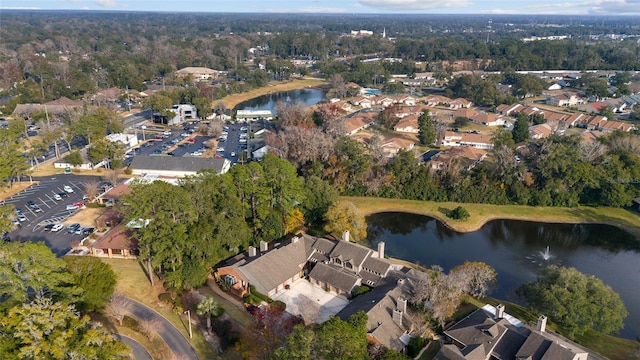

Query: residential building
[
  {"left": 216, "top": 232, "right": 400, "bottom": 299},
  {"left": 442, "top": 131, "right": 494, "bottom": 150},
  {"left": 129, "top": 156, "right": 231, "bottom": 177},
  {"left": 529, "top": 123, "right": 554, "bottom": 139},
  {"left": 344, "top": 113, "right": 376, "bottom": 136},
  {"left": 393, "top": 106, "right": 424, "bottom": 118},
  {"left": 175, "top": 67, "right": 219, "bottom": 81},
  {"left": 106, "top": 133, "right": 138, "bottom": 149},
  {"left": 380, "top": 137, "right": 415, "bottom": 157},
  {"left": 350, "top": 96, "right": 373, "bottom": 108},
  {"left": 393, "top": 114, "right": 420, "bottom": 133},
  {"left": 424, "top": 95, "right": 451, "bottom": 107},
  {"left": 546, "top": 93, "right": 583, "bottom": 107},
  {"left": 448, "top": 98, "right": 473, "bottom": 109},
  {"left": 435, "top": 304, "right": 603, "bottom": 360},
  {"left": 90, "top": 224, "right": 138, "bottom": 259},
  {"left": 495, "top": 103, "right": 523, "bottom": 116},
  {"left": 429, "top": 147, "right": 487, "bottom": 171}
]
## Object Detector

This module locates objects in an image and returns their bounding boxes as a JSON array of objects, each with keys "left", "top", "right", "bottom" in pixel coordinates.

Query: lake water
[
  {"left": 234, "top": 88, "right": 326, "bottom": 114},
  {"left": 365, "top": 212, "right": 640, "bottom": 339}
]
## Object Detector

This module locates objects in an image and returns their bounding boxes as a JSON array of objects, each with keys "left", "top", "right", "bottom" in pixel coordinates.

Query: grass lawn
[
  {"left": 221, "top": 78, "right": 327, "bottom": 109},
  {"left": 417, "top": 341, "right": 441, "bottom": 360},
  {"left": 99, "top": 258, "right": 219, "bottom": 359},
  {"left": 0, "top": 181, "right": 37, "bottom": 200},
  {"left": 344, "top": 196, "right": 640, "bottom": 239},
  {"left": 197, "top": 285, "right": 253, "bottom": 328},
  {"left": 457, "top": 296, "right": 639, "bottom": 360}
]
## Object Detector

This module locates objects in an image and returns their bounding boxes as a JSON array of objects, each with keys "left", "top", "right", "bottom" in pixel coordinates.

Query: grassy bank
[
  {"left": 344, "top": 196, "right": 640, "bottom": 239},
  {"left": 99, "top": 258, "right": 219, "bottom": 359},
  {"left": 221, "top": 78, "right": 328, "bottom": 109}
]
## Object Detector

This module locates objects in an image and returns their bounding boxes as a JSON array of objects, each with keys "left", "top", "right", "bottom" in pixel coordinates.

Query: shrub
[
  {"left": 271, "top": 300, "right": 286, "bottom": 311},
  {"left": 158, "top": 293, "right": 176, "bottom": 307},
  {"left": 447, "top": 206, "right": 470, "bottom": 220},
  {"left": 123, "top": 168, "right": 132, "bottom": 175},
  {"left": 122, "top": 315, "right": 141, "bottom": 332},
  {"left": 407, "top": 336, "right": 428, "bottom": 357},
  {"left": 352, "top": 285, "right": 372, "bottom": 297}
]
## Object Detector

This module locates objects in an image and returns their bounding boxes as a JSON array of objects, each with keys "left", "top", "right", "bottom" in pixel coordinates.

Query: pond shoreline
[{"left": 344, "top": 196, "right": 640, "bottom": 239}]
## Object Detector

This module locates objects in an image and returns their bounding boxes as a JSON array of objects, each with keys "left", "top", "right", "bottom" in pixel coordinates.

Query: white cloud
[
  {"left": 521, "top": 0, "right": 640, "bottom": 14},
  {"left": 264, "top": 6, "right": 348, "bottom": 13},
  {"left": 358, "top": 0, "right": 472, "bottom": 11},
  {"left": 95, "top": 0, "right": 120, "bottom": 7}
]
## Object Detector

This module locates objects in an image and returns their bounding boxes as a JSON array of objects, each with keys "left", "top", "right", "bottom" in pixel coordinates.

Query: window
[
  {"left": 224, "top": 274, "right": 237, "bottom": 286},
  {"left": 334, "top": 258, "right": 342, "bottom": 265},
  {"left": 345, "top": 262, "right": 353, "bottom": 270}
]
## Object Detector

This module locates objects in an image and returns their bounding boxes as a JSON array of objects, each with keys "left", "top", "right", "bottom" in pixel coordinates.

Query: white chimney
[
  {"left": 397, "top": 297, "right": 407, "bottom": 313},
  {"left": 377, "top": 241, "right": 385, "bottom": 258},
  {"left": 537, "top": 315, "right": 547, "bottom": 332},
  {"left": 393, "top": 309, "right": 403, "bottom": 328},
  {"left": 260, "top": 240, "right": 268, "bottom": 252},
  {"left": 495, "top": 304, "right": 505, "bottom": 319},
  {"left": 291, "top": 235, "right": 299, "bottom": 244},
  {"left": 248, "top": 246, "right": 257, "bottom": 257},
  {"left": 342, "top": 230, "right": 350, "bottom": 242}
]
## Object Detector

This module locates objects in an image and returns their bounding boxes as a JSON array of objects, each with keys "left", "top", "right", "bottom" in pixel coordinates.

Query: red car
[{"left": 72, "top": 202, "right": 85, "bottom": 207}]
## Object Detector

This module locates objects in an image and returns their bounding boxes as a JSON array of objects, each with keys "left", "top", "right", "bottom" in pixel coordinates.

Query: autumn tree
[
  {"left": 324, "top": 200, "right": 367, "bottom": 242},
  {"left": 518, "top": 266, "right": 628, "bottom": 338},
  {"left": 106, "top": 292, "right": 130, "bottom": 327},
  {"left": 450, "top": 261, "right": 496, "bottom": 298},
  {"left": 83, "top": 179, "right": 100, "bottom": 201}
]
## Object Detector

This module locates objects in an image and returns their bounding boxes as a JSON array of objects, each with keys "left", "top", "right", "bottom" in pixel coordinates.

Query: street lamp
[{"left": 183, "top": 310, "right": 192, "bottom": 339}]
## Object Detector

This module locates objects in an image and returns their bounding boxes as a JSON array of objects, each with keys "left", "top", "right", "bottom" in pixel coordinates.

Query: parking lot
[{"left": 2, "top": 174, "right": 103, "bottom": 256}]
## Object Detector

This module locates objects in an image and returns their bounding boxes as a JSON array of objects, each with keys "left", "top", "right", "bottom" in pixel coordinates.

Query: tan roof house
[
  {"left": 429, "top": 147, "right": 487, "bottom": 171},
  {"left": 343, "top": 113, "right": 376, "bottom": 136},
  {"left": 442, "top": 131, "right": 494, "bottom": 150},
  {"left": 393, "top": 114, "right": 420, "bottom": 133},
  {"left": 90, "top": 224, "right": 138, "bottom": 259},
  {"left": 380, "top": 137, "right": 415, "bottom": 157},
  {"left": 175, "top": 67, "right": 219, "bottom": 81}
]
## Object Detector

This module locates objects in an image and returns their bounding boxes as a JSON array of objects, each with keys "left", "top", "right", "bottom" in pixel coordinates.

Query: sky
[{"left": 2, "top": 0, "right": 640, "bottom": 15}]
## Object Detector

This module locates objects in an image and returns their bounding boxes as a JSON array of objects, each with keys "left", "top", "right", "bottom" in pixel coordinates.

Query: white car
[
  {"left": 63, "top": 185, "right": 74, "bottom": 193},
  {"left": 51, "top": 224, "right": 64, "bottom": 232},
  {"left": 66, "top": 204, "right": 79, "bottom": 211},
  {"left": 216, "top": 147, "right": 224, "bottom": 152},
  {"left": 53, "top": 193, "right": 62, "bottom": 201}
]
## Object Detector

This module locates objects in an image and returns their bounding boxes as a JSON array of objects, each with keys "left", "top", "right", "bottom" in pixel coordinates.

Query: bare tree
[
  {"left": 328, "top": 74, "right": 348, "bottom": 99},
  {"left": 83, "top": 180, "right": 99, "bottom": 201},
  {"left": 106, "top": 292, "right": 129, "bottom": 326},
  {"left": 103, "top": 168, "right": 121, "bottom": 186},
  {"left": 139, "top": 318, "right": 160, "bottom": 341}
]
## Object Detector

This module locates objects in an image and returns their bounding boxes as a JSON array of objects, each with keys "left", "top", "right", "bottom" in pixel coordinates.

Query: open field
[
  {"left": 221, "top": 78, "right": 328, "bottom": 110},
  {"left": 99, "top": 258, "right": 219, "bottom": 359},
  {"left": 344, "top": 196, "right": 640, "bottom": 239}
]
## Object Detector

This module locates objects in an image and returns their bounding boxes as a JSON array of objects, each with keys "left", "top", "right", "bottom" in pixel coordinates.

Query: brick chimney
[
  {"left": 393, "top": 308, "right": 403, "bottom": 328},
  {"left": 397, "top": 297, "right": 407, "bottom": 313},
  {"left": 377, "top": 241, "right": 385, "bottom": 258},
  {"left": 537, "top": 315, "right": 547, "bottom": 332},
  {"left": 342, "top": 230, "right": 350, "bottom": 242},
  {"left": 248, "top": 246, "right": 257, "bottom": 257},
  {"left": 495, "top": 304, "right": 505, "bottom": 319}
]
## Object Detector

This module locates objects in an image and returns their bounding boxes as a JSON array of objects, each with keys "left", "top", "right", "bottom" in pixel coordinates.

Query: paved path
[
  {"left": 125, "top": 297, "right": 198, "bottom": 360},
  {"left": 117, "top": 334, "right": 152, "bottom": 360}
]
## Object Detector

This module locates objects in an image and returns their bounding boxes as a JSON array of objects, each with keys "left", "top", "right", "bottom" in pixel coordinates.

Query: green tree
[
  {"left": 323, "top": 200, "right": 367, "bottom": 241},
  {"left": 453, "top": 116, "right": 469, "bottom": 128},
  {"left": 63, "top": 256, "right": 117, "bottom": 312},
  {"left": 512, "top": 112, "right": 530, "bottom": 143},
  {"left": 0, "top": 298, "right": 129, "bottom": 359},
  {"left": 271, "top": 324, "right": 313, "bottom": 360},
  {"left": 64, "top": 150, "right": 84, "bottom": 167},
  {"left": 196, "top": 297, "right": 220, "bottom": 333},
  {"left": 492, "top": 128, "right": 515, "bottom": 149},
  {"left": 447, "top": 206, "right": 470, "bottom": 220},
  {"left": 0, "top": 241, "right": 79, "bottom": 311},
  {"left": 301, "top": 176, "right": 339, "bottom": 228},
  {"left": 517, "top": 266, "right": 628, "bottom": 338},
  {"left": 418, "top": 110, "right": 435, "bottom": 146},
  {"left": 313, "top": 312, "right": 369, "bottom": 360}
]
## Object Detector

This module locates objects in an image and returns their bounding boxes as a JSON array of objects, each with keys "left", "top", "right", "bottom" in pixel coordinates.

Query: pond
[
  {"left": 365, "top": 212, "right": 640, "bottom": 340},
  {"left": 234, "top": 88, "right": 326, "bottom": 114}
]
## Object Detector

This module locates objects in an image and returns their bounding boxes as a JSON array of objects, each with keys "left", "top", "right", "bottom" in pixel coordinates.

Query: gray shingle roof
[
  {"left": 235, "top": 239, "right": 310, "bottom": 294},
  {"left": 308, "top": 262, "right": 360, "bottom": 293},
  {"left": 330, "top": 240, "right": 372, "bottom": 269},
  {"left": 362, "top": 256, "right": 392, "bottom": 276},
  {"left": 312, "top": 237, "right": 337, "bottom": 255},
  {"left": 130, "top": 156, "right": 229, "bottom": 175}
]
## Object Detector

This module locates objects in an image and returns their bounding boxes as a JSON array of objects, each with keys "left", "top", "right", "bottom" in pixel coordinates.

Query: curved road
[
  {"left": 117, "top": 335, "right": 153, "bottom": 360},
  {"left": 125, "top": 297, "right": 198, "bottom": 360}
]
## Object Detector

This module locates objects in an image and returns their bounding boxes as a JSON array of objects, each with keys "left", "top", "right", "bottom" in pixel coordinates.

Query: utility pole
[{"left": 184, "top": 310, "right": 192, "bottom": 339}]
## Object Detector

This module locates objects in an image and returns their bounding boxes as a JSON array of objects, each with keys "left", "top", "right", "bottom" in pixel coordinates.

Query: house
[
  {"left": 53, "top": 148, "right": 103, "bottom": 170},
  {"left": 469, "top": 112, "right": 504, "bottom": 127},
  {"left": 216, "top": 232, "right": 399, "bottom": 299},
  {"left": 529, "top": 123, "right": 554, "bottom": 140},
  {"left": 393, "top": 115, "right": 420, "bottom": 133},
  {"left": 579, "top": 130, "right": 603, "bottom": 143},
  {"left": 380, "top": 137, "right": 415, "bottom": 157},
  {"left": 429, "top": 147, "right": 487, "bottom": 171},
  {"left": 236, "top": 110, "right": 274, "bottom": 121},
  {"left": 344, "top": 113, "right": 376, "bottom": 136},
  {"left": 373, "top": 96, "right": 395, "bottom": 107},
  {"left": 337, "top": 272, "right": 413, "bottom": 353},
  {"left": 546, "top": 93, "right": 583, "bottom": 107},
  {"left": 252, "top": 145, "right": 271, "bottom": 161},
  {"left": 547, "top": 80, "right": 570, "bottom": 90},
  {"left": 424, "top": 95, "right": 451, "bottom": 107},
  {"left": 578, "top": 102, "right": 609, "bottom": 114},
  {"left": 93, "top": 87, "right": 122, "bottom": 103},
  {"left": 106, "top": 133, "right": 138, "bottom": 149},
  {"left": 442, "top": 131, "right": 494, "bottom": 150},
  {"left": 13, "top": 97, "right": 85, "bottom": 119},
  {"left": 393, "top": 106, "right": 424, "bottom": 118},
  {"left": 175, "top": 67, "right": 219, "bottom": 81},
  {"left": 598, "top": 120, "right": 636, "bottom": 133},
  {"left": 414, "top": 72, "right": 434, "bottom": 80},
  {"left": 338, "top": 101, "right": 353, "bottom": 112},
  {"left": 495, "top": 103, "right": 523, "bottom": 116},
  {"left": 435, "top": 304, "right": 600, "bottom": 360},
  {"left": 129, "top": 156, "right": 231, "bottom": 177},
  {"left": 394, "top": 94, "right": 417, "bottom": 106},
  {"left": 448, "top": 98, "right": 473, "bottom": 109},
  {"left": 350, "top": 96, "right": 373, "bottom": 108},
  {"left": 90, "top": 224, "right": 138, "bottom": 259},
  {"left": 97, "top": 182, "right": 131, "bottom": 206}
]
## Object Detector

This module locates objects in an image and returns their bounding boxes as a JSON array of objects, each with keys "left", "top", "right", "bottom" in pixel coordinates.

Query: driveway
[
  {"left": 124, "top": 297, "right": 198, "bottom": 360},
  {"left": 117, "top": 335, "right": 152, "bottom": 360}
]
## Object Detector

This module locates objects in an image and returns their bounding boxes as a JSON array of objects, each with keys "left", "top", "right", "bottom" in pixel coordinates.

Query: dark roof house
[{"left": 130, "top": 156, "right": 231, "bottom": 177}]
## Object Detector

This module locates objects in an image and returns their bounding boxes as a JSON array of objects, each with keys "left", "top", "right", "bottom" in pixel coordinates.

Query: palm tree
[{"left": 196, "top": 297, "right": 219, "bottom": 333}]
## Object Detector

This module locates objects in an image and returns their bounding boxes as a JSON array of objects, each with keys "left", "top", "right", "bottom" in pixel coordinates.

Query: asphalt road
[
  {"left": 125, "top": 297, "right": 198, "bottom": 360},
  {"left": 3, "top": 174, "right": 103, "bottom": 256},
  {"left": 124, "top": 109, "right": 153, "bottom": 129},
  {"left": 117, "top": 335, "right": 153, "bottom": 360}
]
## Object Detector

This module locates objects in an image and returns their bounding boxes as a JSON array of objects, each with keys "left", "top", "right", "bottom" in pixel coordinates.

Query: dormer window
[
  {"left": 345, "top": 262, "right": 353, "bottom": 270},
  {"left": 335, "top": 258, "right": 342, "bottom": 265}
]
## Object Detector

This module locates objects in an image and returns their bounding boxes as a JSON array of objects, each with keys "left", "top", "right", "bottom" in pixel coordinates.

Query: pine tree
[
  {"left": 512, "top": 112, "right": 530, "bottom": 143},
  {"left": 418, "top": 110, "right": 436, "bottom": 146}
]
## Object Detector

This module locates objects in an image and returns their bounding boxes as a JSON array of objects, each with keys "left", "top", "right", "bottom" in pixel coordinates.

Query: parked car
[
  {"left": 53, "top": 193, "right": 62, "bottom": 201},
  {"left": 72, "top": 202, "right": 85, "bottom": 208},
  {"left": 16, "top": 209, "right": 23, "bottom": 216},
  {"left": 66, "top": 204, "right": 80, "bottom": 211},
  {"left": 82, "top": 227, "right": 95, "bottom": 235},
  {"left": 51, "top": 224, "right": 65, "bottom": 232},
  {"left": 162, "top": 130, "right": 172, "bottom": 136},
  {"left": 17, "top": 215, "right": 27, "bottom": 222},
  {"left": 68, "top": 223, "right": 81, "bottom": 234},
  {"left": 43, "top": 224, "right": 55, "bottom": 232},
  {"left": 2, "top": 232, "right": 10, "bottom": 242},
  {"left": 58, "top": 192, "right": 69, "bottom": 198},
  {"left": 63, "top": 185, "right": 74, "bottom": 193}
]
